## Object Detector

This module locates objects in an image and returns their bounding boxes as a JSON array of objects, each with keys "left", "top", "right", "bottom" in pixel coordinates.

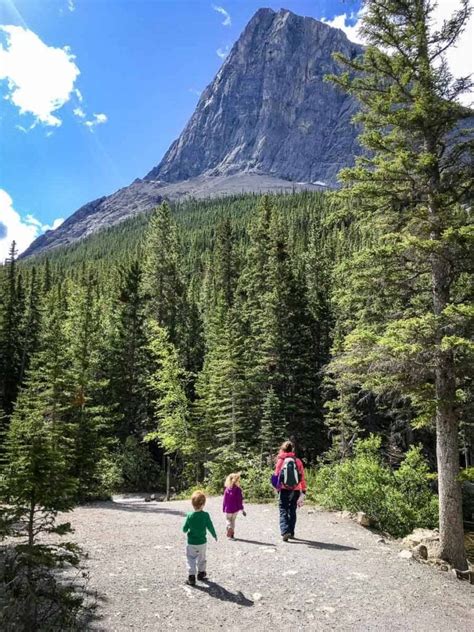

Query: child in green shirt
[{"left": 182, "top": 490, "right": 217, "bottom": 586}]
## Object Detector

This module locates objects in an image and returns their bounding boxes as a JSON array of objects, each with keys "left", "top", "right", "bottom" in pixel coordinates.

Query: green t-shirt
[{"left": 182, "top": 510, "right": 217, "bottom": 545}]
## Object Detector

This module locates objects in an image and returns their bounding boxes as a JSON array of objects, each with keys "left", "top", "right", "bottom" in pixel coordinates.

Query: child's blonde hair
[
  {"left": 225, "top": 472, "right": 241, "bottom": 488},
  {"left": 191, "top": 490, "right": 206, "bottom": 510}
]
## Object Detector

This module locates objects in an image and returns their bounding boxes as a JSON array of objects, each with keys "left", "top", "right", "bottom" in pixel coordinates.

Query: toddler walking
[
  {"left": 222, "top": 472, "right": 246, "bottom": 539},
  {"left": 182, "top": 490, "right": 217, "bottom": 586}
]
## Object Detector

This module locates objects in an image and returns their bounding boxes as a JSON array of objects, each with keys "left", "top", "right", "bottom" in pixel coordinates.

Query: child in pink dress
[{"left": 222, "top": 472, "right": 246, "bottom": 539}]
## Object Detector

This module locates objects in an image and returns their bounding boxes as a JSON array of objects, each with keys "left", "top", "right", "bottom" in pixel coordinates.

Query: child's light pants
[
  {"left": 226, "top": 512, "right": 238, "bottom": 530},
  {"left": 186, "top": 543, "right": 207, "bottom": 575}
]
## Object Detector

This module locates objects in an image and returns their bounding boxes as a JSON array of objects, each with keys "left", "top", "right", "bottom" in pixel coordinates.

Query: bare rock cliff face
[
  {"left": 22, "top": 8, "right": 362, "bottom": 258},
  {"left": 147, "top": 8, "right": 362, "bottom": 186}
]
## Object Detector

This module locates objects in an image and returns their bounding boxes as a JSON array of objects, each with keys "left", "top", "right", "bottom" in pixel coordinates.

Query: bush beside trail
[{"left": 306, "top": 436, "right": 439, "bottom": 537}]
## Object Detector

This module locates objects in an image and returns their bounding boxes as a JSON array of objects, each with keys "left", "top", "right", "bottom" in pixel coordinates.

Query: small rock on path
[{"left": 69, "top": 497, "right": 473, "bottom": 631}]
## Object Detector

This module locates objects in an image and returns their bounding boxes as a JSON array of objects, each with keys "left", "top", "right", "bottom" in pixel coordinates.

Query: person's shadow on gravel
[
  {"left": 290, "top": 538, "right": 358, "bottom": 551},
  {"left": 233, "top": 538, "right": 276, "bottom": 547},
  {"left": 193, "top": 580, "right": 254, "bottom": 607}
]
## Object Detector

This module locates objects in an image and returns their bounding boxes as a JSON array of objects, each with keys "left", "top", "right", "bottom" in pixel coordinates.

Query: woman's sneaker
[
  {"left": 186, "top": 575, "right": 196, "bottom": 586},
  {"left": 282, "top": 533, "right": 290, "bottom": 542},
  {"left": 197, "top": 571, "right": 207, "bottom": 580}
]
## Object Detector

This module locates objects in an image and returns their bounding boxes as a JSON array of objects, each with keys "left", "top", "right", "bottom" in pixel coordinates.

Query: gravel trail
[{"left": 69, "top": 496, "right": 473, "bottom": 631}]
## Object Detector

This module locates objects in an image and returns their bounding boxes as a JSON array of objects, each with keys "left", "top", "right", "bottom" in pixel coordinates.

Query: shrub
[
  {"left": 204, "top": 447, "right": 274, "bottom": 501},
  {"left": 96, "top": 455, "right": 124, "bottom": 497},
  {"left": 307, "top": 436, "right": 438, "bottom": 537},
  {"left": 118, "top": 437, "right": 163, "bottom": 492},
  {"left": 0, "top": 545, "right": 95, "bottom": 631}
]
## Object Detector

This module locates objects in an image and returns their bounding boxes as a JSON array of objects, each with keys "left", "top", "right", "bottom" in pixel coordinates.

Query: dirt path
[{"left": 70, "top": 496, "right": 473, "bottom": 631}]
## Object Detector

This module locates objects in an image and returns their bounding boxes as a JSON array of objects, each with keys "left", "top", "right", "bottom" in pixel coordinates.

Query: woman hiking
[{"left": 273, "top": 440, "right": 306, "bottom": 541}]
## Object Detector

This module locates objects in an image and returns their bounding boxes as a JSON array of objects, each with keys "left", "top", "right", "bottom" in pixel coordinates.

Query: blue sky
[{"left": 0, "top": 0, "right": 471, "bottom": 258}]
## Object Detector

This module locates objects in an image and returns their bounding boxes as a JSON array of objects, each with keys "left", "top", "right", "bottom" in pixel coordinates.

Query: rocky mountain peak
[{"left": 146, "top": 8, "right": 363, "bottom": 186}]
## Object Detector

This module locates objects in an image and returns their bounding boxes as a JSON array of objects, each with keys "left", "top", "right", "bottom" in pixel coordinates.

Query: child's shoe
[
  {"left": 186, "top": 575, "right": 196, "bottom": 586},
  {"left": 197, "top": 571, "right": 207, "bottom": 580}
]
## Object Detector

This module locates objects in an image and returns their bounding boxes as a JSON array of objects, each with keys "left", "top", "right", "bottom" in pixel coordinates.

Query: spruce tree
[
  {"left": 146, "top": 320, "right": 194, "bottom": 457},
  {"left": 194, "top": 218, "right": 246, "bottom": 456},
  {"left": 142, "top": 203, "right": 184, "bottom": 345},
  {"left": 109, "top": 261, "right": 150, "bottom": 440},
  {"left": 0, "top": 287, "right": 80, "bottom": 629},
  {"left": 195, "top": 296, "right": 246, "bottom": 452},
  {"left": 18, "top": 267, "right": 42, "bottom": 384},
  {"left": 0, "top": 242, "right": 24, "bottom": 416},
  {"left": 239, "top": 197, "right": 319, "bottom": 451},
  {"left": 66, "top": 272, "right": 111, "bottom": 500},
  {"left": 0, "top": 287, "right": 76, "bottom": 530},
  {"left": 327, "top": 0, "right": 473, "bottom": 569}
]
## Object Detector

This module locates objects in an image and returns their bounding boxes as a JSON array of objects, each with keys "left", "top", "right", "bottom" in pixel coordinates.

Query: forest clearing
[{"left": 64, "top": 496, "right": 473, "bottom": 631}]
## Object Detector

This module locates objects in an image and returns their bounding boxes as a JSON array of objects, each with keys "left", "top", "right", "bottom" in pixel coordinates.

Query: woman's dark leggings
[{"left": 279, "top": 489, "right": 300, "bottom": 536}]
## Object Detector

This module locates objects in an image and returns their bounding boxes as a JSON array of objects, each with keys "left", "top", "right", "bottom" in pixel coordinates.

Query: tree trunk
[
  {"left": 435, "top": 354, "right": 467, "bottom": 570},
  {"left": 165, "top": 456, "right": 171, "bottom": 501},
  {"left": 28, "top": 495, "right": 35, "bottom": 548},
  {"left": 430, "top": 240, "right": 467, "bottom": 570}
]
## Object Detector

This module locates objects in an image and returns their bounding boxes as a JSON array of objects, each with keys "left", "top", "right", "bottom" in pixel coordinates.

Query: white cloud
[
  {"left": 74, "top": 88, "right": 83, "bottom": 102},
  {"left": 44, "top": 217, "right": 64, "bottom": 231},
  {"left": 68, "top": 0, "right": 76, "bottom": 12},
  {"left": 0, "top": 25, "right": 80, "bottom": 127},
  {"left": 432, "top": 0, "right": 473, "bottom": 104},
  {"left": 84, "top": 112, "right": 108, "bottom": 130},
  {"left": 23, "top": 214, "right": 42, "bottom": 229},
  {"left": 0, "top": 189, "right": 63, "bottom": 260},
  {"left": 73, "top": 106, "right": 86, "bottom": 118},
  {"left": 212, "top": 5, "right": 231, "bottom": 27},
  {"left": 188, "top": 87, "right": 202, "bottom": 96},
  {"left": 321, "top": 11, "right": 365, "bottom": 45},
  {"left": 322, "top": 1, "right": 472, "bottom": 105},
  {"left": 216, "top": 45, "right": 229, "bottom": 60}
]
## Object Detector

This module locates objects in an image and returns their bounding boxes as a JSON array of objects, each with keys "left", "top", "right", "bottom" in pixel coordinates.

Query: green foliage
[
  {"left": 108, "top": 261, "right": 150, "bottom": 440},
  {"left": 0, "top": 289, "right": 88, "bottom": 628},
  {"left": 459, "top": 467, "right": 474, "bottom": 482},
  {"left": 146, "top": 320, "right": 195, "bottom": 456},
  {"left": 117, "top": 437, "right": 163, "bottom": 492},
  {"left": 142, "top": 203, "right": 185, "bottom": 347},
  {"left": 95, "top": 455, "right": 124, "bottom": 498},
  {"left": 308, "top": 436, "right": 438, "bottom": 537},
  {"left": 0, "top": 173, "right": 469, "bottom": 561},
  {"left": 0, "top": 545, "right": 91, "bottom": 631},
  {"left": 0, "top": 242, "right": 24, "bottom": 415},
  {"left": 204, "top": 447, "right": 274, "bottom": 501},
  {"left": 325, "top": 0, "right": 473, "bottom": 568}
]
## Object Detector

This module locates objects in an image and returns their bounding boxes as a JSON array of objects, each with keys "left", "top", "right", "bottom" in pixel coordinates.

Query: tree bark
[
  {"left": 435, "top": 360, "right": 467, "bottom": 570},
  {"left": 165, "top": 456, "right": 171, "bottom": 501},
  {"left": 431, "top": 249, "right": 467, "bottom": 570},
  {"left": 28, "top": 495, "right": 35, "bottom": 548}
]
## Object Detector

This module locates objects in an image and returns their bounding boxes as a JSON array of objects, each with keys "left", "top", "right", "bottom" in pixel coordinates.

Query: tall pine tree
[
  {"left": 109, "top": 261, "right": 150, "bottom": 440},
  {"left": 327, "top": 0, "right": 473, "bottom": 569},
  {"left": 0, "top": 242, "right": 24, "bottom": 416}
]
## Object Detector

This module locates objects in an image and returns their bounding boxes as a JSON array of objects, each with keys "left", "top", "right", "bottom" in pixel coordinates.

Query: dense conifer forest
[
  {"left": 1, "top": 188, "right": 472, "bottom": 506},
  {"left": 0, "top": 192, "right": 347, "bottom": 489}
]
